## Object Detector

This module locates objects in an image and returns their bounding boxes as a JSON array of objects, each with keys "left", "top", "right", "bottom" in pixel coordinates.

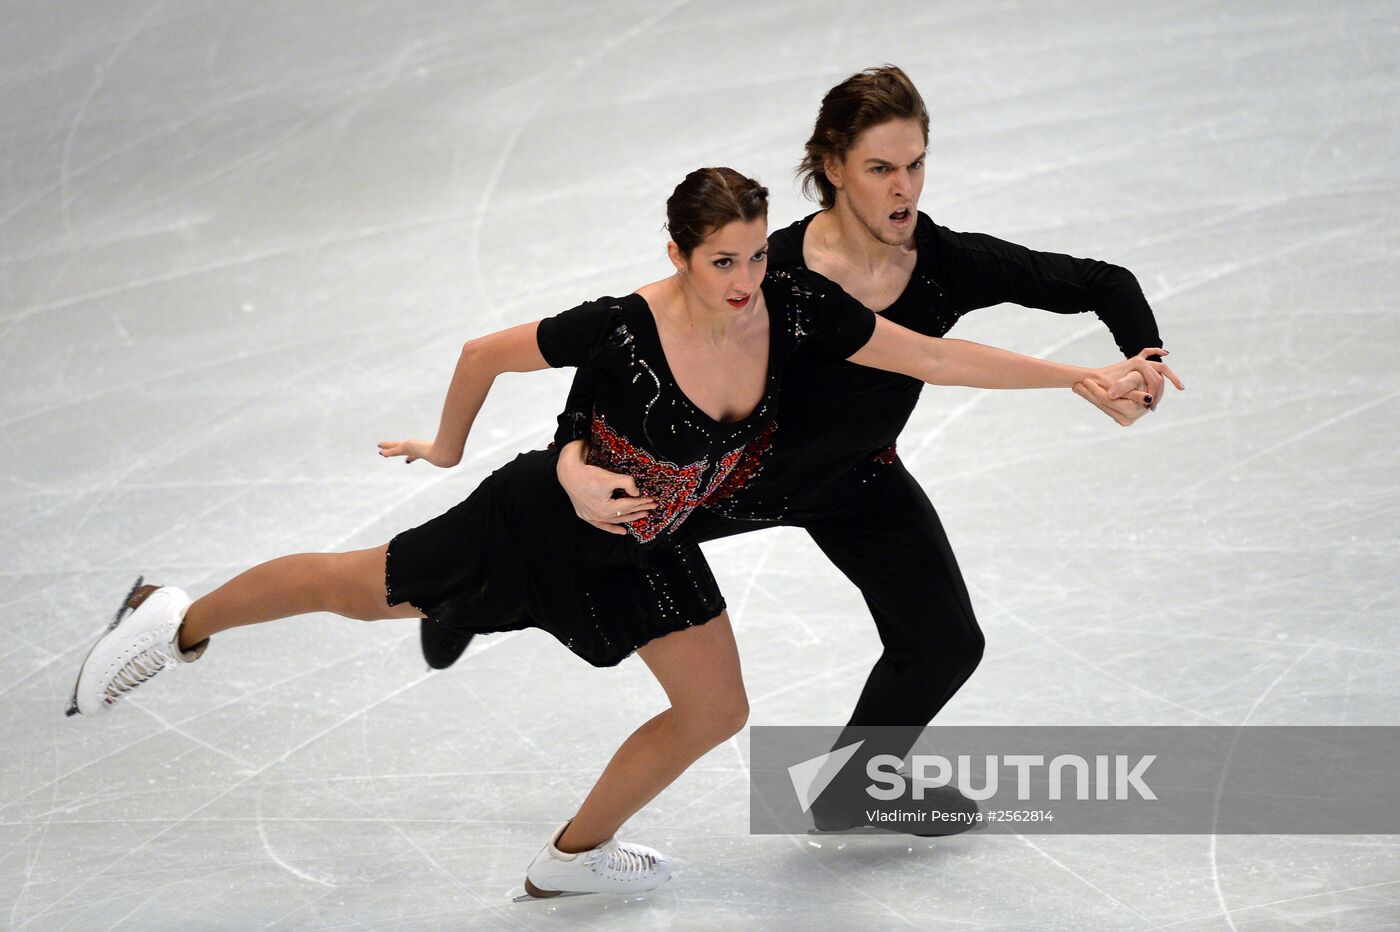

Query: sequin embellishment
[
  {"left": 710, "top": 421, "right": 778, "bottom": 502},
  {"left": 587, "top": 414, "right": 753, "bottom": 543}
]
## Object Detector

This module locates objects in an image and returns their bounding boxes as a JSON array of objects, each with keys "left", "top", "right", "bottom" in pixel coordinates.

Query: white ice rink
[{"left": 3, "top": 1, "right": 1398, "bottom": 928}]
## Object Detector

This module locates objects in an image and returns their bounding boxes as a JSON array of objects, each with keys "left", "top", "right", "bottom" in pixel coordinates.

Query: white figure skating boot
[
  {"left": 517, "top": 821, "right": 672, "bottom": 901},
  {"left": 67, "top": 577, "right": 207, "bottom": 716}
]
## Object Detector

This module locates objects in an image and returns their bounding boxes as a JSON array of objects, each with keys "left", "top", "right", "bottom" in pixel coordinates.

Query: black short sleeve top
[{"left": 536, "top": 267, "right": 874, "bottom": 543}]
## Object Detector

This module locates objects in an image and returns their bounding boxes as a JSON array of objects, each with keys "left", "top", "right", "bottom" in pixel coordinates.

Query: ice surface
[{"left": 3, "top": 1, "right": 1398, "bottom": 928}]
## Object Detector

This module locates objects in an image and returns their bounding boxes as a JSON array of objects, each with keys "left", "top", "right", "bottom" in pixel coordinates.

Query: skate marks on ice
[{"left": 4, "top": 0, "right": 1400, "bottom": 928}]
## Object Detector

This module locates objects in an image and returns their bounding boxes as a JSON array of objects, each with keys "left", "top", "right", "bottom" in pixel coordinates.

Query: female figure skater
[{"left": 69, "top": 167, "right": 1174, "bottom": 898}]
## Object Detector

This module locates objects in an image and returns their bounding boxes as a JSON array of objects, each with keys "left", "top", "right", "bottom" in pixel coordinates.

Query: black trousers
[{"left": 685, "top": 456, "right": 984, "bottom": 757}]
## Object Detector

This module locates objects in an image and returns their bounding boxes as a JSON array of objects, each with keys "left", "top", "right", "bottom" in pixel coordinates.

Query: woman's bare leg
[
  {"left": 555, "top": 611, "right": 747, "bottom": 853},
  {"left": 176, "top": 544, "right": 421, "bottom": 650}
]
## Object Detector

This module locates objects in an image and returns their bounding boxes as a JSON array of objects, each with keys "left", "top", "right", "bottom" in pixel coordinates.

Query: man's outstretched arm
[{"left": 932, "top": 222, "right": 1168, "bottom": 421}]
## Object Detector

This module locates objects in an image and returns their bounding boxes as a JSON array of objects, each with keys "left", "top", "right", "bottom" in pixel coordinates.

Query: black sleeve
[
  {"left": 802, "top": 284, "right": 878, "bottom": 360},
  {"left": 936, "top": 225, "right": 1164, "bottom": 359},
  {"left": 552, "top": 365, "right": 595, "bottom": 447},
  {"left": 535, "top": 297, "right": 617, "bottom": 368}
]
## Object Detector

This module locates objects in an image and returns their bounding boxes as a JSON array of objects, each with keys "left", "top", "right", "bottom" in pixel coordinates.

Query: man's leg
[
  {"left": 802, "top": 458, "right": 984, "bottom": 828},
  {"left": 807, "top": 459, "right": 983, "bottom": 728},
  {"left": 692, "top": 465, "right": 981, "bottom": 737}
]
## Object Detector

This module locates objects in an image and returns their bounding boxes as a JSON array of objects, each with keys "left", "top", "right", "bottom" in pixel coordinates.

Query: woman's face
[{"left": 671, "top": 217, "right": 769, "bottom": 314}]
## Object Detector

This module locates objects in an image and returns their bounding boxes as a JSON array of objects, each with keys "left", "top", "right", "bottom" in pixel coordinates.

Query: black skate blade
[
  {"left": 511, "top": 889, "right": 594, "bottom": 903},
  {"left": 511, "top": 872, "right": 671, "bottom": 902},
  {"left": 65, "top": 675, "right": 83, "bottom": 716},
  {"left": 806, "top": 827, "right": 959, "bottom": 838},
  {"left": 65, "top": 575, "right": 145, "bottom": 718},
  {"left": 808, "top": 820, "right": 974, "bottom": 839},
  {"left": 107, "top": 575, "right": 146, "bottom": 632}
]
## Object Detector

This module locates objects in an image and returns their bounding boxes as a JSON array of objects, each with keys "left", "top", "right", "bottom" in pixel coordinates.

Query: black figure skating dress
[{"left": 384, "top": 268, "right": 875, "bottom": 667}]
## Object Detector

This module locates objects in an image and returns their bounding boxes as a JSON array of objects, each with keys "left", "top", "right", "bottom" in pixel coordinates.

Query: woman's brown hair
[
  {"left": 665, "top": 167, "right": 769, "bottom": 256},
  {"left": 797, "top": 65, "right": 930, "bottom": 209}
]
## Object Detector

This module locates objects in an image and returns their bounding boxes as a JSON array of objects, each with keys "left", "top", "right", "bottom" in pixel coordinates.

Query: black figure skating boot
[
  {"left": 420, "top": 619, "right": 474, "bottom": 670},
  {"left": 810, "top": 768, "right": 980, "bottom": 837}
]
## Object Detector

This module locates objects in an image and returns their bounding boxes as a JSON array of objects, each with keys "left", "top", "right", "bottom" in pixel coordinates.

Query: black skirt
[{"left": 385, "top": 448, "right": 726, "bottom": 667}]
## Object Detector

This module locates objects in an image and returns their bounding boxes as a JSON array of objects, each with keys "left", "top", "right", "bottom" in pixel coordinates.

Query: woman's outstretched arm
[
  {"left": 378, "top": 321, "right": 549, "bottom": 467},
  {"left": 847, "top": 315, "right": 1182, "bottom": 399}
]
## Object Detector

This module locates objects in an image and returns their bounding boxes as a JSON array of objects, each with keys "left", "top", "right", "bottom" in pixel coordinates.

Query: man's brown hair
[{"left": 797, "top": 65, "right": 930, "bottom": 209}]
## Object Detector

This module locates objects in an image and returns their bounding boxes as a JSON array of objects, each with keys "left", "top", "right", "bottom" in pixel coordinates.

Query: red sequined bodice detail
[{"left": 587, "top": 415, "right": 747, "bottom": 543}]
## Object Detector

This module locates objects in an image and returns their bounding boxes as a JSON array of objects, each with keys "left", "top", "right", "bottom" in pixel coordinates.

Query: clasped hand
[
  {"left": 555, "top": 440, "right": 657, "bottom": 535},
  {"left": 1076, "top": 348, "right": 1184, "bottom": 427}
]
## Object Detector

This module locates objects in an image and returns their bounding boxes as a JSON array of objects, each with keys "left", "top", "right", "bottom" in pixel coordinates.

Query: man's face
[{"left": 828, "top": 118, "right": 927, "bottom": 246}]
